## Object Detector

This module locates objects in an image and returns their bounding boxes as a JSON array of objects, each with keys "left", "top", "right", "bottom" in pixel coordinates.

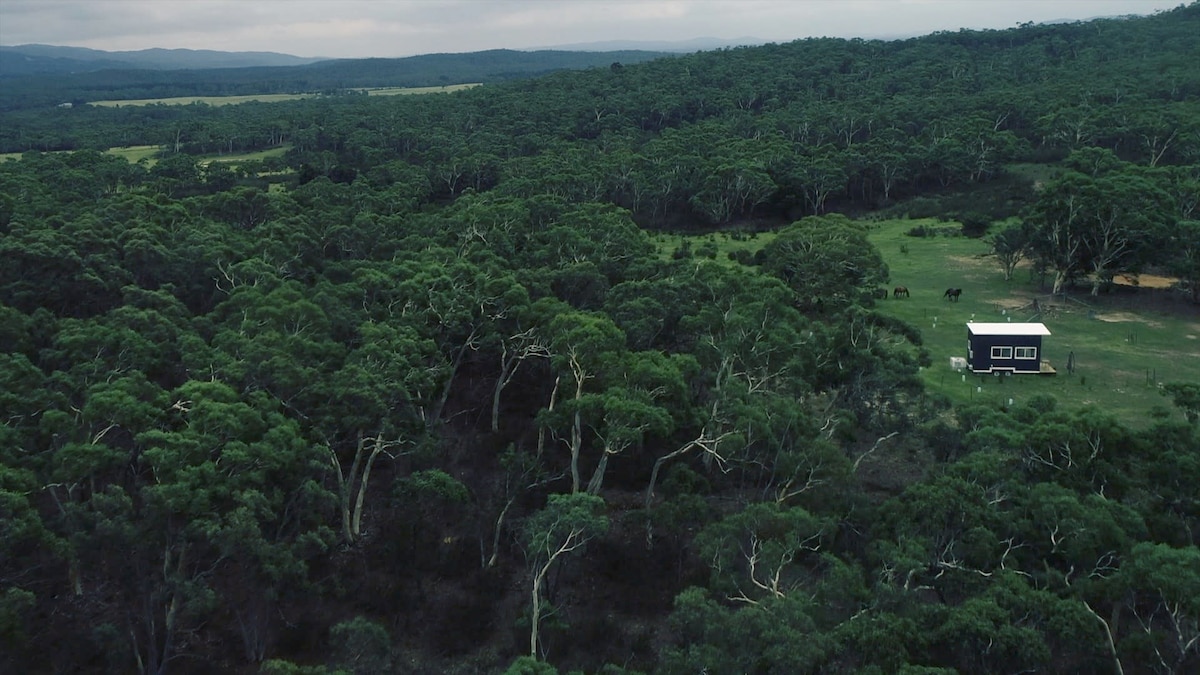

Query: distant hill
[
  {"left": 534, "top": 37, "right": 770, "bottom": 52},
  {"left": 0, "top": 44, "right": 328, "bottom": 76},
  {"left": 0, "top": 48, "right": 675, "bottom": 111}
]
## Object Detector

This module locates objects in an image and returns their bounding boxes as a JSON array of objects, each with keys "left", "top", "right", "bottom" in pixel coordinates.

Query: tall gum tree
[
  {"left": 319, "top": 320, "right": 439, "bottom": 544},
  {"left": 544, "top": 311, "right": 626, "bottom": 494},
  {"left": 522, "top": 492, "right": 608, "bottom": 660},
  {"left": 1027, "top": 171, "right": 1090, "bottom": 295},
  {"left": 759, "top": 214, "right": 890, "bottom": 312}
]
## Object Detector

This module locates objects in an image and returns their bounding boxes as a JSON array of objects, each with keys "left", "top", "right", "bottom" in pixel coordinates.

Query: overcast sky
[{"left": 0, "top": 0, "right": 1184, "bottom": 58}]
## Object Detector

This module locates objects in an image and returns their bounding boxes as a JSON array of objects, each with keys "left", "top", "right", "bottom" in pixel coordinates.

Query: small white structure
[{"left": 950, "top": 356, "right": 967, "bottom": 371}]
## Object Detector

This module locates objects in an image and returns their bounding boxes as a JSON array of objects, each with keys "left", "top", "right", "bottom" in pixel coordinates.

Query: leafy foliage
[{"left": 2, "top": 6, "right": 1199, "bottom": 673}]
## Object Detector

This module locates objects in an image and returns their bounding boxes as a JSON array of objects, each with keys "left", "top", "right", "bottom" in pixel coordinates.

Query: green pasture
[
  {"left": 866, "top": 218, "right": 1200, "bottom": 427},
  {"left": 652, "top": 229, "right": 775, "bottom": 265},
  {"left": 0, "top": 145, "right": 293, "bottom": 174},
  {"left": 352, "top": 84, "right": 481, "bottom": 96},
  {"left": 89, "top": 93, "right": 318, "bottom": 107},
  {"left": 198, "top": 145, "right": 291, "bottom": 165},
  {"left": 87, "top": 84, "right": 481, "bottom": 108},
  {"left": 107, "top": 145, "right": 161, "bottom": 163},
  {"left": 655, "top": 219, "right": 1199, "bottom": 427},
  {"left": 0, "top": 145, "right": 160, "bottom": 163}
]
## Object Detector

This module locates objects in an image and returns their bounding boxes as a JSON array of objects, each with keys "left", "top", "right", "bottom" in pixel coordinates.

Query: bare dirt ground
[
  {"left": 1093, "top": 311, "right": 1162, "bottom": 326},
  {"left": 1114, "top": 273, "right": 1177, "bottom": 289},
  {"left": 987, "top": 259, "right": 1196, "bottom": 320},
  {"left": 996, "top": 296, "right": 1175, "bottom": 326}
]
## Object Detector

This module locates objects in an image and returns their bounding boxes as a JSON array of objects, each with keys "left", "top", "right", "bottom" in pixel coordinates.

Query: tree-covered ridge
[
  {"left": 0, "top": 44, "right": 329, "bottom": 75},
  {"left": 2, "top": 5, "right": 1199, "bottom": 674},
  {"left": 4, "top": 3, "right": 1196, "bottom": 231},
  {"left": 0, "top": 49, "right": 674, "bottom": 112}
]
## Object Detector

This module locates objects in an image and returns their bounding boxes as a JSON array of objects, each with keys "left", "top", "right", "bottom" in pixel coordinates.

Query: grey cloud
[{"left": 0, "top": 0, "right": 1184, "bottom": 58}]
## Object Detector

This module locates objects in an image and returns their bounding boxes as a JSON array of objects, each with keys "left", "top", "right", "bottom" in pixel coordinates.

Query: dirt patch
[
  {"left": 1094, "top": 311, "right": 1152, "bottom": 324},
  {"left": 1114, "top": 274, "right": 1178, "bottom": 289},
  {"left": 946, "top": 255, "right": 979, "bottom": 263},
  {"left": 995, "top": 298, "right": 1032, "bottom": 310}
]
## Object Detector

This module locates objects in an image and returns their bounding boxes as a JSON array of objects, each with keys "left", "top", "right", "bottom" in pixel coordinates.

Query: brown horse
[
  {"left": 943, "top": 288, "right": 962, "bottom": 301},
  {"left": 893, "top": 286, "right": 910, "bottom": 298}
]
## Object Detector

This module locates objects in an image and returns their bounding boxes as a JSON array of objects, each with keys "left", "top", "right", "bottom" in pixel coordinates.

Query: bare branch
[{"left": 852, "top": 431, "right": 899, "bottom": 473}]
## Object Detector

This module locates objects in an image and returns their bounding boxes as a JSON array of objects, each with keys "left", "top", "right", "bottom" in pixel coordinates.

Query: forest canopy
[{"left": 1, "top": 4, "right": 1198, "bottom": 674}]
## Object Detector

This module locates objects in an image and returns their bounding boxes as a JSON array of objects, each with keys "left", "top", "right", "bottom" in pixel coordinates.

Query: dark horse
[
  {"left": 874, "top": 287, "right": 889, "bottom": 300},
  {"left": 943, "top": 288, "right": 962, "bottom": 302},
  {"left": 893, "top": 286, "right": 910, "bottom": 298}
]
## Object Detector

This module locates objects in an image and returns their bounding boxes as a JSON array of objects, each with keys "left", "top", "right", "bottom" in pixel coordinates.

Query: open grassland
[
  {"left": 652, "top": 228, "right": 776, "bottom": 265},
  {"left": 198, "top": 146, "right": 291, "bottom": 165},
  {"left": 106, "top": 145, "right": 161, "bottom": 163},
  {"left": 1, "top": 145, "right": 160, "bottom": 163},
  {"left": 88, "top": 84, "right": 481, "bottom": 108},
  {"left": 352, "top": 84, "right": 480, "bottom": 95},
  {"left": 866, "top": 218, "right": 1200, "bottom": 427},
  {"left": 90, "top": 93, "right": 318, "bottom": 107},
  {"left": 1, "top": 145, "right": 292, "bottom": 173},
  {"left": 656, "top": 218, "right": 1200, "bottom": 427}
]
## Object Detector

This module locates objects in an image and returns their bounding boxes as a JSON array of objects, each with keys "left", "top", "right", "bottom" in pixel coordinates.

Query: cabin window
[
  {"left": 991, "top": 346, "right": 1012, "bottom": 359},
  {"left": 1015, "top": 346, "right": 1038, "bottom": 360}
]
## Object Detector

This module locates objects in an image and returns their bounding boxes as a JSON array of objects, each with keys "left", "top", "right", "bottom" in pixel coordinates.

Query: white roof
[{"left": 966, "top": 322, "right": 1051, "bottom": 336}]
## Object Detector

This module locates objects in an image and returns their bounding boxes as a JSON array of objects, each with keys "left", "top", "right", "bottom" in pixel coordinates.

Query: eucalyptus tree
[
  {"left": 639, "top": 261, "right": 856, "bottom": 521},
  {"left": 1025, "top": 170, "right": 1092, "bottom": 294},
  {"left": 320, "top": 320, "right": 440, "bottom": 544},
  {"left": 387, "top": 248, "right": 530, "bottom": 428},
  {"left": 125, "top": 379, "right": 334, "bottom": 670},
  {"left": 1077, "top": 170, "right": 1172, "bottom": 295},
  {"left": 0, "top": 351, "right": 69, "bottom": 645},
  {"left": 1167, "top": 220, "right": 1200, "bottom": 303},
  {"left": 1118, "top": 542, "right": 1200, "bottom": 673},
  {"left": 1027, "top": 151, "right": 1180, "bottom": 295},
  {"left": 758, "top": 214, "right": 890, "bottom": 311},
  {"left": 988, "top": 221, "right": 1034, "bottom": 281},
  {"left": 659, "top": 504, "right": 869, "bottom": 673},
  {"left": 523, "top": 493, "right": 608, "bottom": 659},
  {"left": 542, "top": 310, "right": 626, "bottom": 494}
]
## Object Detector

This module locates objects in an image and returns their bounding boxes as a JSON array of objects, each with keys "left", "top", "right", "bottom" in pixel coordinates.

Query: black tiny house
[{"left": 966, "top": 322, "right": 1051, "bottom": 374}]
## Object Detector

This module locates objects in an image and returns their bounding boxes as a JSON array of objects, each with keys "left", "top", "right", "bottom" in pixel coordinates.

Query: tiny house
[{"left": 966, "top": 322, "right": 1051, "bottom": 374}]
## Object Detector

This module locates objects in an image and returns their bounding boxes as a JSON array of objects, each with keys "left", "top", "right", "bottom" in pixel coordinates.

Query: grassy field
[
  {"left": 1, "top": 145, "right": 162, "bottom": 163},
  {"left": 651, "top": 229, "right": 775, "bottom": 265},
  {"left": 87, "top": 84, "right": 481, "bottom": 108},
  {"left": 655, "top": 219, "right": 1200, "bottom": 427},
  {"left": 1, "top": 145, "right": 293, "bottom": 173},
  {"left": 90, "top": 93, "right": 319, "bottom": 107},
  {"left": 352, "top": 84, "right": 480, "bottom": 96},
  {"left": 867, "top": 218, "right": 1200, "bottom": 427},
  {"left": 106, "top": 145, "right": 161, "bottom": 163},
  {"left": 197, "top": 146, "right": 291, "bottom": 165}
]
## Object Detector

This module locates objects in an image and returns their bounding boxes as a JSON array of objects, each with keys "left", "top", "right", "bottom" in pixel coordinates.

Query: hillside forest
[{"left": 2, "top": 4, "right": 1200, "bottom": 674}]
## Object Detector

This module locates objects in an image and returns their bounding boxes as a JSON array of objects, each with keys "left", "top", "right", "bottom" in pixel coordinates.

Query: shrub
[
  {"left": 695, "top": 240, "right": 719, "bottom": 259},
  {"left": 727, "top": 249, "right": 754, "bottom": 265},
  {"left": 329, "top": 617, "right": 391, "bottom": 674},
  {"left": 955, "top": 211, "right": 992, "bottom": 238},
  {"left": 903, "top": 196, "right": 943, "bottom": 219}
]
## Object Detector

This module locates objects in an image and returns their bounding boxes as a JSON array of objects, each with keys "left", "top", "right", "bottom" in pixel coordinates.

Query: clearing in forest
[
  {"left": 87, "top": 83, "right": 481, "bottom": 108},
  {"left": 866, "top": 218, "right": 1200, "bottom": 427},
  {"left": 657, "top": 218, "right": 1199, "bottom": 426}
]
